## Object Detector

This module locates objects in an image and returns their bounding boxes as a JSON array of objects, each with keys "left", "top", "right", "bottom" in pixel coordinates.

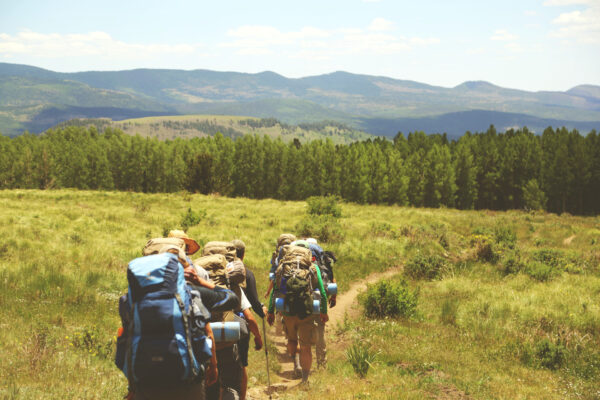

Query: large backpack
[
  {"left": 116, "top": 253, "right": 211, "bottom": 388},
  {"left": 202, "top": 241, "right": 237, "bottom": 262},
  {"left": 275, "top": 246, "right": 317, "bottom": 319}
]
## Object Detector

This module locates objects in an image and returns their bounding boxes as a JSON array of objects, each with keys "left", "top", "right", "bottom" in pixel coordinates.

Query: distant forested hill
[{"left": 1, "top": 62, "right": 599, "bottom": 137}]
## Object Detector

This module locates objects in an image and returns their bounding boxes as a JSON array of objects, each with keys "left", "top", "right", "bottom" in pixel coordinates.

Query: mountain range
[{"left": 1, "top": 62, "right": 599, "bottom": 138}]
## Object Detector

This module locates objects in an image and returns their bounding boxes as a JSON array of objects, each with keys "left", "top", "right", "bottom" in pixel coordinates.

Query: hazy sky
[{"left": 0, "top": 0, "right": 598, "bottom": 91}]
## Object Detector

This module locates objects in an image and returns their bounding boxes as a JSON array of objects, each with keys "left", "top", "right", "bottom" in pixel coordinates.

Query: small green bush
[
  {"left": 180, "top": 207, "right": 206, "bottom": 230},
  {"left": 295, "top": 215, "right": 344, "bottom": 243},
  {"left": 345, "top": 342, "right": 378, "bottom": 378},
  {"left": 494, "top": 225, "right": 517, "bottom": 249},
  {"left": 525, "top": 261, "right": 556, "bottom": 282},
  {"left": 532, "top": 248, "right": 565, "bottom": 268},
  {"left": 404, "top": 254, "right": 447, "bottom": 280},
  {"left": 470, "top": 234, "right": 500, "bottom": 263},
  {"left": 361, "top": 279, "right": 418, "bottom": 318},
  {"left": 499, "top": 249, "right": 525, "bottom": 275},
  {"left": 306, "top": 195, "right": 342, "bottom": 218},
  {"left": 534, "top": 339, "right": 565, "bottom": 370}
]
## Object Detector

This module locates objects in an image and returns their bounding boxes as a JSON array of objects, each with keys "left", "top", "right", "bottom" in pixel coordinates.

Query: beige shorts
[{"left": 283, "top": 315, "right": 316, "bottom": 347}]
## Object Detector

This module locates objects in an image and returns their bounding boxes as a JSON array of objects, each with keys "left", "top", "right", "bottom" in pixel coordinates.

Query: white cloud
[
  {"left": 368, "top": 18, "right": 394, "bottom": 31},
  {"left": 0, "top": 30, "right": 198, "bottom": 58},
  {"left": 221, "top": 22, "right": 438, "bottom": 58},
  {"left": 543, "top": 0, "right": 594, "bottom": 6},
  {"left": 549, "top": 3, "right": 600, "bottom": 43},
  {"left": 490, "top": 29, "right": 519, "bottom": 41}
]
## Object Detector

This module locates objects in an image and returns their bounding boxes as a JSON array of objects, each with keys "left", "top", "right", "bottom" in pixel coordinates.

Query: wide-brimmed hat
[{"left": 168, "top": 230, "right": 200, "bottom": 255}]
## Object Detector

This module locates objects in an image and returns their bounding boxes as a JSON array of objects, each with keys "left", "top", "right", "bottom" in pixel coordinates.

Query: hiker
[
  {"left": 116, "top": 236, "right": 239, "bottom": 400},
  {"left": 231, "top": 239, "right": 266, "bottom": 400},
  {"left": 305, "top": 238, "right": 337, "bottom": 368},
  {"left": 267, "top": 243, "right": 328, "bottom": 384},
  {"left": 199, "top": 241, "right": 263, "bottom": 400},
  {"left": 264, "top": 233, "right": 296, "bottom": 299}
]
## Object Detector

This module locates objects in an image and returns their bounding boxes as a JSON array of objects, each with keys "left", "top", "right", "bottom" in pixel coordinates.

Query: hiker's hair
[{"left": 232, "top": 239, "right": 245, "bottom": 259}]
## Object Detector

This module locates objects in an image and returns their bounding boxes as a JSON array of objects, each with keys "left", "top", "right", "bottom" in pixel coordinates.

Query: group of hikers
[{"left": 115, "top": 230, "right": 337, "bottom": 400}]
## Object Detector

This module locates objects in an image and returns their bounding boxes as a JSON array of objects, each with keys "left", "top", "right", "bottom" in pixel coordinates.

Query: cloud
[
  {"left": 490, "top": 29, "right": 519, "bottom": 41},
  {"left": 543, "top": 0, "right": 594, "bottom": 6},
  {"left": 549, "top": 2, "right": 600, "bottom": 43},
  {"left": 221, "top": 22, "right": 439, "bottom": 57},
  {"left": 0, "top": 30, "right": 198, "bottom": 58},
  {"left": 368, "top": 18, "right": 394, "bottom": 31}
]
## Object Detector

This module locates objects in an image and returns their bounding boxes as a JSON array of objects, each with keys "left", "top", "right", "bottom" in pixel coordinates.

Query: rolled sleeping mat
[
  {"left": 209, "top": 322, "right": 241, "bottom": 343},
  {"left": 275, "top": 298, "right": 320, "bottom": 314},
  {"left": 314, "top": 283, "right": 337, "bottom": 296}
]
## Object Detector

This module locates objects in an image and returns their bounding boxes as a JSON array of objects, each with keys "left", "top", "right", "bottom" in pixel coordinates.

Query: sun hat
[{"left": 168, "top": 230, "right": 200, "bottom": 255}]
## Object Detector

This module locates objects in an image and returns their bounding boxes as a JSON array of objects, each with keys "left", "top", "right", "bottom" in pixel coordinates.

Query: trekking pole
[{"left": 261, "top": 317, "right": 273, "bottom": 400}]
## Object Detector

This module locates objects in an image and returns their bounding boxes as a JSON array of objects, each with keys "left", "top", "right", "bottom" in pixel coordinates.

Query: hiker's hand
[
  {"left": 267, "top": 312, "right": 275, "bottom": 326},
  {"left": 320, "top": 313, "right": 329, "bottom": 324},
  {"left": 206, "top": 363, "right": 218, "bottom": 386},
  {"left": 329, "top": 295, "right": 336, "bottom": 308},
  {"left": 262, "top": 305, "right": 268, "bottom": 317},
  {"left": 254, "top": 335, "right": 263, "bottom": 350}
]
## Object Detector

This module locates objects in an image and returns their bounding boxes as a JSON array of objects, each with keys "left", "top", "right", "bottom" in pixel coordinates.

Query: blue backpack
[{"left": 115, "top": 253, "right": 211, "bottom": 387}]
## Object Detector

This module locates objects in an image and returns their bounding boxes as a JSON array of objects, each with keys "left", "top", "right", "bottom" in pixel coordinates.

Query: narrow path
[
  {"left": 247, "top": 266, "right": 402, "bottom": 399},
  {"left": 563, "top": 234, "right": 576, "bottom": 245}
]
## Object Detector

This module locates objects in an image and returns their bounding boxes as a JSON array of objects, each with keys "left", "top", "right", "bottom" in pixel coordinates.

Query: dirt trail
[
  {"left": 563, "top": 235, "right": 576, "bottom": 245},
  {"left": 247, "top": 267, "right": 402, "bottom": 399}
]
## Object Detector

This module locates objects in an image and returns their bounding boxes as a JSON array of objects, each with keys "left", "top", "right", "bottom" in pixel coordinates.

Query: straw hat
[{"left": 168, "top": 230, "right": 200, "bottom": 255}]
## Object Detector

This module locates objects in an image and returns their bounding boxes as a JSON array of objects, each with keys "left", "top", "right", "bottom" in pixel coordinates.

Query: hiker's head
[
  {"left": 232, "top": 239, "right": 245, "bottom": 260},
  {"left": 277, "top": 233, "right": 296, "bottom": 249},
  {"left": 168, "top": 230, "right": 200, "bottom": 255}
]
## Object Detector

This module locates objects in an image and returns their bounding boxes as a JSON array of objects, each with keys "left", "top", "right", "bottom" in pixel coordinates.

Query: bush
[
  {"left": 499, "top": 249, "right": 525, "bottom": 275},
  {"left": 346, "top": 342, "right": 378, "bottom": 378},
  {"left": 494, "top": 225, "right": 517, "bottom": 249},
  {"left": 295, "top": 215, "right": 344, "bottom": 243},
  {"left": 525, "top": 261, "right": 556, "bottom": 282},
  {"left": 404, "top": 254, "right": 447, "bottom": 280},
  {"left": 534, "top": 339, "right": 565, "bottom": 370},
  {"left": 306, "top": 195, "right": 342, "bottom": 218},
  {"left": 361, "top": 279, "right": 418, "bottom": 318},
  {"left": 180, "top": 207, "right": 206, "bottom": 230},
  {"left": 470, "top": 234, "right": 500, "bottom": 263},
  {"left": 532, "top": 248, "right": 565, "bottom": 268}
]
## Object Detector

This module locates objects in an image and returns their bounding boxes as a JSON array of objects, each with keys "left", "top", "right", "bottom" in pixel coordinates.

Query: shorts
[
  {"left": 238, "top": 335, "right": 249, "bottom": 367},
  {"left": 283, "top": 315, "right": 316, "bottom": 347}
]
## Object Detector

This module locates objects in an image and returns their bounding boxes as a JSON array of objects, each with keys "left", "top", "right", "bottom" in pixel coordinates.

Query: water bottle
[
  {"left": 209, "top": 322, "right": 241, "bottom": 342},
  {"left": 313, "top": 283, "right": 337, "bottom": 296},
  {"left": 269, "top": 272, "right": 275, "bottom": 281}
]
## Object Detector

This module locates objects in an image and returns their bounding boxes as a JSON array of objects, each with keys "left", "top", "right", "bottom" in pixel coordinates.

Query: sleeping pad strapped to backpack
[{"left": 115, "top": 252, "right": 212, "bottom": 388}]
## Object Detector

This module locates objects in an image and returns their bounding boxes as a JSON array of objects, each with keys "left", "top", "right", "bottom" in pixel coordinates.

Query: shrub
[
  {"left": 295, "top": 215, "right": 344, "bottom": 243},
  {"left": 499, "top": 249, "right": 525, "bottom": 275},
  {"left": 306, "top": 195, "right": 342, "bottom": 218},
  {"left": 534, "top": 339, "right": 565, "bottom": 370},
  {"left": 525, "top": 261, "right": 556, "bottom": 282},
  {"left": 404, "top": 254, "right": 447, "bottom": 280},
  {"left": 69, "top": 325, "right": 114, "bottom": 359},
  {"left": 345, "top": 342, "right": 378, "bottom": 378},
  {"left": 494, "top": 225, "right": 517, "bottom": 249},
  {"left": 361, "top": 279, "right": 418, "bottom": 318},
  {"left": 532, "top": 248, "right": 565, "bottom": 268},
  {"left": 180, "top": 207, "right": 206, "bottom": 230},
  {"left": 470, "top": 234, "right": 500, "bottom": 263}
]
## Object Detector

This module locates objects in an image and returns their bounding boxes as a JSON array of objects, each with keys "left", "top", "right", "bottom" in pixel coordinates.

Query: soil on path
[{"left": 247, "top": 267, "right": 402, "bottom": 399}]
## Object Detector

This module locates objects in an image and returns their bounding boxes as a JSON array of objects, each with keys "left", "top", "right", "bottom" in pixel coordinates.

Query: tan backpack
[
  {"left": 143, "top": 237, "right": 186, "bottom": 256},
  {"left": 202, "top": 241, "right": 237, "bottom": 262},
  {"left": 193, "top": 254, "right": 229, "bottom": 288}
]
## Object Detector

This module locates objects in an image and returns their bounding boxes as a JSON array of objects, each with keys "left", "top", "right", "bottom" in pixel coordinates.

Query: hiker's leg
[
  {"left": 220, "top": 344, "right": 242, "bottom": 400},
  {"left": 238, "top": 335, "right": 250, "bottom": 400},
  {"left": 297, "top": 316, "right": 316, "bottom": 380}
]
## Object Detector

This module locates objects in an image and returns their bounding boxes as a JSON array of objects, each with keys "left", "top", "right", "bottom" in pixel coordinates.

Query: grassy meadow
[{"left": 0, "top": 189, "right": 599, "bottom": 399}]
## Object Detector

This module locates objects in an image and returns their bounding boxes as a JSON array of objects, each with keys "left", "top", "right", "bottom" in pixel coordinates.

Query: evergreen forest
[{"left": 1, "top": 125, "right": 599, "bottom": 215}]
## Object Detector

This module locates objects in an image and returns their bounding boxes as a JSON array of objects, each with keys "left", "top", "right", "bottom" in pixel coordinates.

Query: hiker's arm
[
  {"left": 204, "top": 323, "right": 218, "bottom": 386},
  {"left": 242, "top": 308, "right": 263, "bottom": 350},
  {"left": 264, "top": 279, "right": 274, "bottom": 299},
  {"left": 197, "top": 286, "right": 239, "bottom": 312},
  {"left": 184, "top": 265, "right": 215, "bottom": 289},
  {"left": 244, "top": 269, "right": 265, "bottom": 318}
]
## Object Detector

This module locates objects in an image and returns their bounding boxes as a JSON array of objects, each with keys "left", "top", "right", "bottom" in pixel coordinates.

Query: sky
[{"left": 0, "top": 0, "right": 599, "bottom": 92}]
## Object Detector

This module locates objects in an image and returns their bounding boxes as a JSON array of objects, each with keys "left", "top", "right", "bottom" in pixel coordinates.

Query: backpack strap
[
  {"left": 174, "top": 292, "right": 199, "bottom": 381},
  {"left": 126, "top": 301, "right": 136, "bottom": 391}
]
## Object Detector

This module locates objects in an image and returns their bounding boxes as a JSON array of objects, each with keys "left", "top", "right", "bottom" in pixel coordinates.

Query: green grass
[{"left": 0, "top": 190, "right": 598, "bottom": 399}]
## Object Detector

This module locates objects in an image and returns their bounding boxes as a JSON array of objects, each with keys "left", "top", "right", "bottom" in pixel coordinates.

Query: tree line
[{"left": 0, "top": 125, "right": 599, "bottom": 215}]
